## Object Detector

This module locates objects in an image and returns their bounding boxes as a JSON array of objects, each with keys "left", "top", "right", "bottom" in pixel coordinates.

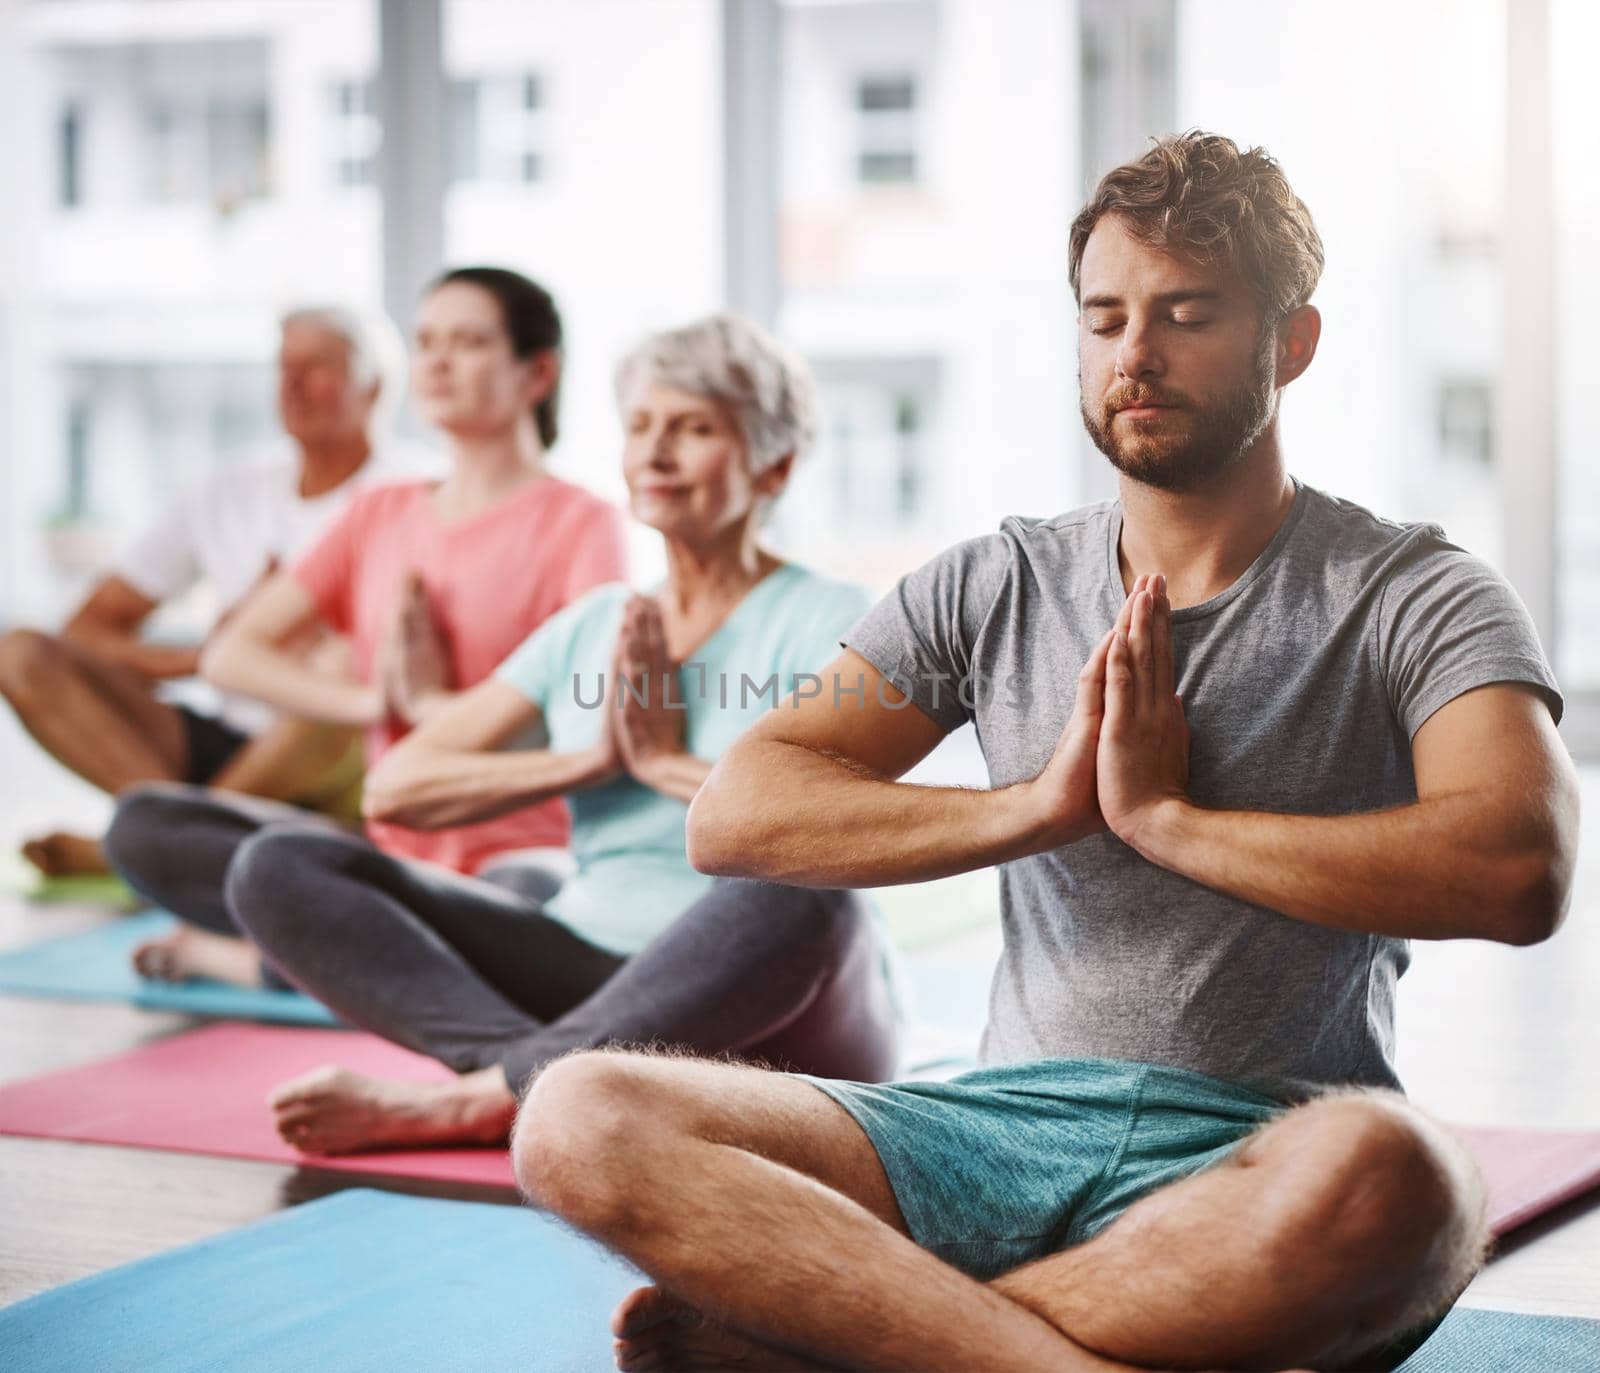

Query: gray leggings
[{"left": 105, "top": 784, "right": 898, "bottom": 1091}]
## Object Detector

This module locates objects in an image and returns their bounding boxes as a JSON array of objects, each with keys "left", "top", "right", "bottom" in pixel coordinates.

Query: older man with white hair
[{"left": 0, "top": 305, "right": 404, "bottom": 877}]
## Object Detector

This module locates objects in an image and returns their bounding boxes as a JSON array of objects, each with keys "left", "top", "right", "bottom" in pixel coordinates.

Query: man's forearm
[
  {"left": 1135, "top": 792, "right": 1568, "bottom": 944},
  {"left": 61, "top": 626, "right": 200, "bottom": 681},
  {"left": 687, "top": 740, "right": 1079, "bottom": 888}
]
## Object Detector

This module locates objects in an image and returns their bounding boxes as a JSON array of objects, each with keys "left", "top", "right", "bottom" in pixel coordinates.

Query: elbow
[
  {"left": 1498, "top": 781, "right": 1581, "bottom": 947},
  {"left": 684, "top": 765, "right": 762, "bottom": 878},
  {"left": 684, "top": 789, "right": 740, "bottom": 876},
  {"left": 1496, "top": 874, "right": 1571, "bottom": 947},
  {"left": 1492, "top": 845, "right": 1576, "bottom": 948}
]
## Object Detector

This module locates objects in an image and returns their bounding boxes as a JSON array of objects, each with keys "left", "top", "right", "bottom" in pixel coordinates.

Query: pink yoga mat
[
  {"left": 2, "top": 1029, "right": 1597, "bottom": 1234},
  {"left": 0, "top": 1023, "right": 516, "bottom": 1187},
  {"left": 1449, "top": 1123, "right": 1600, "bottom": 1238}
]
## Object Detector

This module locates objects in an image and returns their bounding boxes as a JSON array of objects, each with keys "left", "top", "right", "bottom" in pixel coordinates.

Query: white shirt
[{"left": 115, "top": 442, "right": 426, "bottom": 733}]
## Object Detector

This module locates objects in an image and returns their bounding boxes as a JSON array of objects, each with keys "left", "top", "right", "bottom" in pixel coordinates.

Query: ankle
[{"left": 445, "top": 1072, "right": 517, "bottom": 1139}]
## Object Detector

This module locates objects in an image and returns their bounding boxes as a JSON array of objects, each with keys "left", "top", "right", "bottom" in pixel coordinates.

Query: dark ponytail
[{"left": 428, "top": 266, "right": 564, "bottom": 448}]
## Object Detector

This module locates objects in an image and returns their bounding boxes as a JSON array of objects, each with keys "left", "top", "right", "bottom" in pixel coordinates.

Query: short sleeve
[
  {"left": 496, "top": 587, "right": 616, "bottom": 709},
  {"left": 114, "top": 496, "right": 200, "bottom": 603},
  {"left": 289, "top": 494, "right": 364, "bottom": 635},
  {"left": 842, "top": 533, "right": 1009, "bottom": 733},
  {"left": 1378, "top": 528, "right": 1563, "bottom": 738},
  {"left": 562, "top": 501, "right": 631, "bottom": 606}
]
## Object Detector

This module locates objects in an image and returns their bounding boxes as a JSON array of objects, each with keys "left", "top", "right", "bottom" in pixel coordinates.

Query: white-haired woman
[{"left": 226, "top": 313, "right": 899, "bottom": 1155}]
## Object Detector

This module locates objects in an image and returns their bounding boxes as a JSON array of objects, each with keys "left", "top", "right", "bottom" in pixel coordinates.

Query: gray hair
[
  {"left": 279, "top": 303, "right": 403, "bottom": 396},
  {"left": 613, "top": 313, "right": 818, "bottom": 473}
]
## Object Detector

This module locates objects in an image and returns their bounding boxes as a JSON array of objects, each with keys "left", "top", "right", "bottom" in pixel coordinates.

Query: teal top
[{"left": 495, "top": 563, "right": 873, "bottom": 953}]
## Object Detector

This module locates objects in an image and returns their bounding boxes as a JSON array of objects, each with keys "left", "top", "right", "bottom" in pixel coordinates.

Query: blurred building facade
[{"left": 0, "top": 0, "right": 1594, "bottom": 710}]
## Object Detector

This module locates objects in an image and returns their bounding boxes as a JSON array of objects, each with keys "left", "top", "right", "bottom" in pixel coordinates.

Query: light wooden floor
[{"left": 0, "top": 714, "right": 1595, "bottom": 1323}]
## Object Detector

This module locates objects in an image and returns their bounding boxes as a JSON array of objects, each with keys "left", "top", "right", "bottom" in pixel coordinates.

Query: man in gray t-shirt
[
  {"left": 512, "top": 134, "right": 1581, "bottom": 1373},
  {"left": 848, "top": 477, "right": 1563, "bottom": 1102}
]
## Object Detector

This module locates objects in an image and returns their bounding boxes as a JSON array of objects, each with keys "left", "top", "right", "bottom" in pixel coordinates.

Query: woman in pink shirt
[{"left": 106, "top": 266, "right": 628, "bottom": 985}]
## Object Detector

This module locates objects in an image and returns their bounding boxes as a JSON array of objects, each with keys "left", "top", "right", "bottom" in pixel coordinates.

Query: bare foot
[
  {"left": 22, "top": 831, "right": 110, "bottom": 878},
  {"left": 611, "top": 1286, "right": 829, "bottom": 1372},
  {"left": 269, "top": 1063, "right": 516, "bottom": 1155},
  {"left": 131, "top": 925, "right": 263, "bottom": 988}
]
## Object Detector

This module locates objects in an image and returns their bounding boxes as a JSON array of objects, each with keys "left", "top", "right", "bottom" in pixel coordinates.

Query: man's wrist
[
  {"left": 171, "top": 644, "right": 205, "bottom": 678},
  {"left": 1001, "top": 777, "right": 1097, "bottom": 858},
  {"left": 1125, "top": 794, "right": 1196, "bottom": 867}
]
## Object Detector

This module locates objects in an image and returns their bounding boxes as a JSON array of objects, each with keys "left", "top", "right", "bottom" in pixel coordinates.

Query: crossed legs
[
  {"left": 2, "top": 629, "right": 360, "bottom": 877},
  {"left": 0, "top": 629, "right": 191, "bottom": 875},
  {"left": 515, "top": 1053, "right": 1486, "bottom": 1372},
  {"left": 218, "top": 827, "right": 897, "bottom": 1155}
]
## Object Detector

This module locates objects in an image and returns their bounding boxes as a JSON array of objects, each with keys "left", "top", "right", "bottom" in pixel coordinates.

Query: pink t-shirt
[{"left": 292, "top": 474, "right": 629, "bottom": 873}]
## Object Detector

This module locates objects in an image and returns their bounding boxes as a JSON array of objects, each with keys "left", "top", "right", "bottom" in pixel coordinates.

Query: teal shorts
[
  {"left": 802, "top": 1056, "right": 1447, "bottom": 1370},
  {"left": 801, "top": 1056, "right": 1283, "bottom": 1280}
]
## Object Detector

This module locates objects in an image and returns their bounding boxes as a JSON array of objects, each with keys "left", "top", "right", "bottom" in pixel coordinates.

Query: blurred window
[
  {"left": 448, "top": 71, "right": 545, "bottom": 184},
  {"left": 775, "top": 0, "right": 1080, "bottom": 594},
  {"left": 9, "top": 1, "right": 379, "bottom": 625},
  {"left": 1177, "top": 0, "right": 1505, "bottom": 565},
  {"left": 331, "top": 79, "right": 379, "bottom": 188},
  {"left": 855, "top": 75, "right": 917, "bottom": 185},
  {"left": 57, "top": 102, "right": 83, "bottom": 207},
  {"left": 792, "top": 361, "right": 938, "bottom": 539},
  {"left": 1437, "top": 380, "right": 1493, "bottom": 469}
]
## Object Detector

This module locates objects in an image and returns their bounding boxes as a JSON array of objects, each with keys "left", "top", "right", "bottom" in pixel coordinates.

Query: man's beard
[{"left": 1080, "top": 331, "right": 1277, "bottom": 493}]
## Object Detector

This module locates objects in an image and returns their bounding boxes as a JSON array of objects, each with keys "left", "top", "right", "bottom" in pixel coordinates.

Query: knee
[
  {"left": 1257, "top": 1092, "right": 1487, "bottom": 1302},
  {"left": 225, "top": 825, "right": 344, "bottom": 940},
  {"left": 0, "top": 628, "right": 64, "bottom": 707},
  {"left": 103, "top": 782, "right": 203, "bottom": 883},
  {"left": 511, "top": 1051, "right": 674, "bottom": 1232},
  {"left": 809, "top": 886, "right": 870, "bottom": 948}
]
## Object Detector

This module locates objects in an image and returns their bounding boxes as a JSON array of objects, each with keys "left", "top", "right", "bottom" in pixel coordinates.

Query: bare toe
[
  {"left": 612, "top": 1286, "right": 687, "bottom": 1340},
  {"left": 131, "top": 936, "right": 179, "bottom": 982},
  {"left": 268, "top": 1065, "right": 344, "bottom": 1110}
]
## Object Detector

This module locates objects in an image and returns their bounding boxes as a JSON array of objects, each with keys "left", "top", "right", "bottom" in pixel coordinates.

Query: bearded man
[{"left": 508, "top": 132, "right": 1579, "bottom": 1373}]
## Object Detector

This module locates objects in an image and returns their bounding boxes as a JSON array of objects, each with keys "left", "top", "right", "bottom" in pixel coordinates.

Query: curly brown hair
[{"left": 1069, "top": 130, "right": 1325, "bottom": 326}]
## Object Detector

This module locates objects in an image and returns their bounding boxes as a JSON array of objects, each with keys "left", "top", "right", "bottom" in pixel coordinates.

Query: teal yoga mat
[
  {"left": 0, "top": 1189, "right": 641, "bottom": 1372},
  {"left": 0, "top": 1186, "right": 1592, "bottom": 1371},
  {"left": 0, "top": 910, "right": 339, "bottom": 1026}
]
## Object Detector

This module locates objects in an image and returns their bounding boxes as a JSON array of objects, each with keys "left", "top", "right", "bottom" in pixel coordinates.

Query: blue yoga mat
[
  {"left": 0, "top": 1189, "right": 641, "bottom": 1372},
  {"left": 0, "top": 910, "right": 339, "bottom": 1026},
  {"left": 1, "top": 1185, "right": 1592, "bottom": 1371}
]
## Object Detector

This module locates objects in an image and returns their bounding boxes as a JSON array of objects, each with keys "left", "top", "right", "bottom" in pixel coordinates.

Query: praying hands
[
  {"left": 597, "top": 595, "right": 709, "bottom": 805},
  {"left": 1025, "top": 571, "right": 1191, "bottom": 855}
]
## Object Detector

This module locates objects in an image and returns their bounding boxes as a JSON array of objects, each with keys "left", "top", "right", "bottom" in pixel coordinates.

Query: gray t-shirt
[{"left": 846, "top": 476, "right": 1563, "bottom": 1101}]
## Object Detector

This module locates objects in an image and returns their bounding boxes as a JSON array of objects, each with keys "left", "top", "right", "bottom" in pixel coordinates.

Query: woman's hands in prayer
[
  {"left": 612, "top": 595, "right": 690, "bottom": 794},
  {"left": 379, "top": 571, "right": 455, "bottom": 728}
]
